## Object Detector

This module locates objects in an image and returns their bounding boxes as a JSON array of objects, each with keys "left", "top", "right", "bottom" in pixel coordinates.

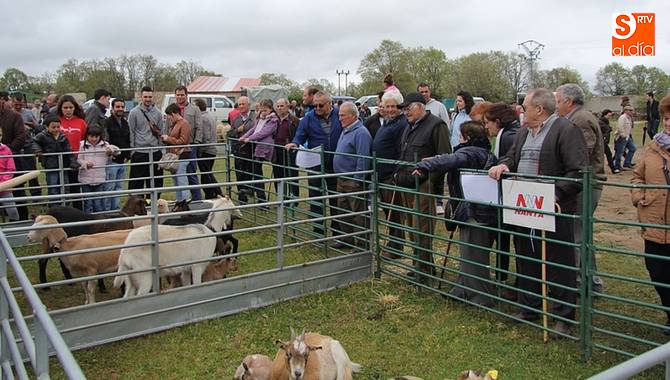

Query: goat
[
  {"left": 131, "top": 198, "right": 171, "bottom": 228},
  {"left": 271, "top": 328, "right": 361, "bottom": 380},
  {"left": 456, "top": 370, "right": 497, "bottom": 380},
  {"left": 39, "top": 195, "right": 147, "bottom": 290},
  {"left": 202, "top": 256, "right": 237, "bottom": 282},
  {"left": 114, "top": 222, "right": 220, "bottom": 297},
  {"left": 27, "top": 215, "right": 131, "bottom": 304},
  {"left": 234, "top": 354, "right": 273, "bottom": 380}
]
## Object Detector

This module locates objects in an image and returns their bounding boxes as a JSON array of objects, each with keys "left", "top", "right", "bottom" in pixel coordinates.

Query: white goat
[
  {"left": 234, "top": 354, "right": 273, "bottom": 380},
  {"left": 27, "top": 215, "right": 131, "bottom": 304},
  {"left": 113, "top": 224, "right": 216, "bottom": 297},
  {"left": 271, "top": 329, "right": 361, "bottom": 380}
]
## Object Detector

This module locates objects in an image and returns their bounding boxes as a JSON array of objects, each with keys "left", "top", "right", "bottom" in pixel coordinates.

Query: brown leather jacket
[
  {"left": 164, "top": 118, "right": 191, "bottom": 155},
  {"left": 631, "top": 141, "right": 670, "bottom": 244}
]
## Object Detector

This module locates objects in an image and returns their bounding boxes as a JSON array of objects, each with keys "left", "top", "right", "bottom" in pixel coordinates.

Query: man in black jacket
[
  {"left": 85, "top": 89, "right": 111, "bottom": 135},
  {"left": 104, "top": 98, "right": 131, "bottom": 210},
  {"left": 396, "top": 92, "right": 451, "bottom": 284},
  {"left": 227, "top": 96, "right": 255, "bottom": 203},
  {"left": 489, "top": 88, "right": 588, "bottom": 336},
  {"left": 363, "top": 92, "right": 385, "bottom": 139},
  {"left": 646, "top": 91, "right": 660, "bottom": 140}
]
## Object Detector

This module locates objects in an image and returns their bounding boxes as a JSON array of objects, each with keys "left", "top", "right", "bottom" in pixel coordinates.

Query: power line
[{"left": 518, "top": 40, "right": 545, "bottom": 88}]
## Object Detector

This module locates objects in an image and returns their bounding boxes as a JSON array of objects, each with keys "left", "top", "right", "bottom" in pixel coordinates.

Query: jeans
[
  {"left": 105, "top": 163, "right": 126, "bottom": 210},
  {"left": 186, "top": 147, "right": 201, "bottom": 201},
  {"left": 613, "top": 137, "right": 636, "bottom": 169},
  {"left": 0, "top": 192, "right": 20, "bottom": 221},
  {"left": 45, "top": 170, "right": 68, "bottom": 205},
  {"left": 173, "top": 160, "right": 189, "bottom": 201},
  {"left": 82, "top": 184, "right": 106, "bottom": 213}
]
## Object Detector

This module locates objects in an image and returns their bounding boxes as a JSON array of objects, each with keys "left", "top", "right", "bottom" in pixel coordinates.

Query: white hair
[
  {"left": 340, "top": 101, "right": 358, "bottom": 116},
  {"left": 382, "top": 91, "right": 403, "bottom": 106}
]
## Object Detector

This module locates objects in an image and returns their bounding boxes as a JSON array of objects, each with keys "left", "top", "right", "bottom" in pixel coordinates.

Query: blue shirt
[
  {"left": 333, "top": 121, "right": 372, "bottom": 179},
  {"left": 450, "top": 108, "right": 471, "bottom": 148}
]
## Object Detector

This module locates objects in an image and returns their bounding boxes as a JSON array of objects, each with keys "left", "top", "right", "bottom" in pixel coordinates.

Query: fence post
[
  {"left": 320, "top": 146, "right": 328, "bottom": 256},
  {"left": 0, "top": 246, "right": 8, "bottom": 372},
  {"left": 150, "top": 185, "right": 160, "bottom": 295},
  {"left": 34, "top": 320, "right": 49, "bottom": 378},
  {"left": 58, "top": 154, "right": 65, "bottom": 205},
  {"left": 372, "top": 154, "right": 381, "bottom": 278},
  {"left": 579, "top": 166, "right": 594, "bottom": 361},
  {"left": 225, "top": 140, "right": 232, "bottom": 198},
  {"left": 276, "top": 179, "right": 285, "bottom": 269}
]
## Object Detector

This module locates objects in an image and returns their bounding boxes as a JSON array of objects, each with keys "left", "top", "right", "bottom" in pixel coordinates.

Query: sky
[{"left": 2, "top": 0, "right": 668, "bottom": 91}]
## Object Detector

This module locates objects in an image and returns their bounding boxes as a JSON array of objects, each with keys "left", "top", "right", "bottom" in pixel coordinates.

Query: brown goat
[
  {"left": 234, "top": 354, "right": 273, "bottom": 380},
  {"left": 28, "top": 215, "right": 131, "bottom": 304}
]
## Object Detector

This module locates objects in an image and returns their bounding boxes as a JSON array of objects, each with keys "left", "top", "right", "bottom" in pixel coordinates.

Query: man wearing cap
[
  {"left": 395, "top": 92, "right": 451, "bottom": 284},
  {"left": 85, "top": 89, "right": 111, "bottom": 136},
  {"left": 613, "top": 106, "right": 637, "bottom": 171}
]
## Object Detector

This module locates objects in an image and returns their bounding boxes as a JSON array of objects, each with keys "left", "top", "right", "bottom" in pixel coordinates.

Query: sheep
[
  {"left": 234, "top": 354, "right": 273, "bottom": 380},
  {"left": 271, "top": 328, "right": 361, "bottom": 380},
  {"left": 27, "top": 215, "right": 131, "bottom": 304},
  {"left": 39, "top": 195, "right": 147, "bottom": 290},
  {"left": 114, "top": 224, "right": 218, "bottom": 297}
]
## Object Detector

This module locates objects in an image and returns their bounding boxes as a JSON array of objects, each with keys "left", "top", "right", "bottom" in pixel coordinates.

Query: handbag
[{"left": 158, "top": 149, "right": 183, "bottom": 173}]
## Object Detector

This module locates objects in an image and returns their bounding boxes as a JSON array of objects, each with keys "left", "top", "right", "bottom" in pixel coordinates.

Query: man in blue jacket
[{"left": 285, "top": 91, "right": 343, "bottom": 237}]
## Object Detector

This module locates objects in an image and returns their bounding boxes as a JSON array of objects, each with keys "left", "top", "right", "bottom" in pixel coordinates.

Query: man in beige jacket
[{"left": 613, "top": 105, "right": 637, "bottom": 171}]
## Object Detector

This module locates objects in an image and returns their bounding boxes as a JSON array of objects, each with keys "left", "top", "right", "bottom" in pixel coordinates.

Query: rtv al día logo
[{"left": 612, "top": 13, "right": 655, "bottom": 56}]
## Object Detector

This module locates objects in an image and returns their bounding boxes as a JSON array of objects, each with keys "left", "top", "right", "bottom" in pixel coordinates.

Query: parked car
[
  {"left": 355, "top": 95, "right": 379, "bottom": 115},
  {"left": 161, "top": 93, "right": 235, "bottom": 122},
  {"left": 332, "top": 96, "right": 356, "bottom": 105}
]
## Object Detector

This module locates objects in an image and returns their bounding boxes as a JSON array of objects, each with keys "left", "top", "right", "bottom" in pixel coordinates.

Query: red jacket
[{"left": 59, "top": 116, "right": 87, "bottom": 153}]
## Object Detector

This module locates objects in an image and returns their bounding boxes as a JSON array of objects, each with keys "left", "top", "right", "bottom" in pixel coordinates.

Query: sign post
[{"left": 502, "top": 179, "right": 556, "bottom": 343}]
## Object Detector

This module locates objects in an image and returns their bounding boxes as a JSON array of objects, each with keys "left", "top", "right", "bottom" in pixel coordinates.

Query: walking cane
[
  {"left": 642, "top": 125, "right": 648, "bottom": 146},
  {"left": 437, "top": 228, "right": 456, "bottom": 290},
  {"left": 542, "top": 203, "right": 562, "bottom": 343}
]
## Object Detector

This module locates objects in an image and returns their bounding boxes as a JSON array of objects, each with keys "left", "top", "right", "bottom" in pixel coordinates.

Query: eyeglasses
[{"left": 314, "top": 103, "right": 328, "bottom": 108}]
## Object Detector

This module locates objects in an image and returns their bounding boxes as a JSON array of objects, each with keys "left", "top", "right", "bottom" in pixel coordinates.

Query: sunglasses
[{"left": 314, "top": 103, "right": 329, "bottom": 108}]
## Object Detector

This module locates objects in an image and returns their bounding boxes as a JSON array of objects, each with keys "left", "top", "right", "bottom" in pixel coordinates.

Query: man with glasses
[
  {"left": 489, "top": 88, "right": 588, "bottom": 337},
  {"left": 395, "top": 92, "right": 451, "bottom": 284},
  {"left": 285, "top": 91, "right": 343, "bottom": 238}
]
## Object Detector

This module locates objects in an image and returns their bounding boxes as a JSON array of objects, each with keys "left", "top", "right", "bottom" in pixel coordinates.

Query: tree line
[{"left": 1, "top": 40, "right": 668, "bottom": 103}]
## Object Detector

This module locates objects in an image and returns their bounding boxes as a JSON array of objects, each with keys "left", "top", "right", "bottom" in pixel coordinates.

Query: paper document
[
  {"left": 460, "top": 174, "right": 500, "bottom": 204},
  {"left": 295, "top": 145, "right": 322, "bottom": 168}
]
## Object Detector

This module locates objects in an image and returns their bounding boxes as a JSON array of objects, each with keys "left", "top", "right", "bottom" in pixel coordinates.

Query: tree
[
  {"left": 535, "top": 66, "right": 590, "bottom": 94},
  {"left": 494, "top": 52, "right": 528, "bottom": 102},
  {"left": 259, "top": 73, "right": 301, "bottom": 100},
  {"left": 594, "top": 63, "right": 630, "bottom": 96},
  {"left": 451, "top": 52, "right": 509, "bottom": 102},
  {"left": 1, "top": 68, "right": 30, "bottom": 91},
  {"left": 627, "top": 65, "right": 670, "bottom": 96},
  {"left": 174, "top": 60, "right": 206, "bottom": 86},
  {"left": 357, "top": 40, "right": 413, "bottom": 93},
  {"left": 301, "top": 78, "right": 336, "bottom": 95},
  {"left": 406, "top": 47, "right": 451, "bottom": 98}
]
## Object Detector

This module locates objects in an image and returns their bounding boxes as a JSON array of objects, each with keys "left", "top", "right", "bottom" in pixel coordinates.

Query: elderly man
[
  {"left": 333, "top": 102, "right": 372, "bottom": 249},
  {"left": 228, "top": 96, "right": 255, "bottom": 203},
  {"left": 613, "top": 106, "right": 637, "bottom": 171},
  {"left": 273, "top": 98, "right": 300, "bottom": 198},
  {"left": 373, "top": 91, "right": 409, "bottom": 259},
  {"left": 396, "top": 92, "right": 451, "bottom": 284},
  {"left": 173, "top": 85, "right": 203, "bottom": 201},
  {"left": 556, "top": 83, "right": 606, "bottom": 293},
  {"left": 286, "top": 91, "right": 343, "bottom": 237},
  {"left": 489, "top": 88, "right": 588, "bottom": 336}
]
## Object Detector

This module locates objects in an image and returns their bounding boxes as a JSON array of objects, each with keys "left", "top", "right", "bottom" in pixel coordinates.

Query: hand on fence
[
  {"left": 488, "top": 164, "right": 510, "bottom": 180},
  {"left": 284, "top": 143, "right": 297, "bottom": 150}
]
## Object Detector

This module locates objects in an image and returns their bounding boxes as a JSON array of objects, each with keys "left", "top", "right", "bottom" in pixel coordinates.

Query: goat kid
[
  {"left": 272, "top": 328, "right": 361, "bottom": 380},
  {"left": 27, "top": 215, "right": 131, "bottom": 304},
  {"left": 39, "top": 195, "right": 147, "bottom": 290},
  {"left": 234, "top": 354, "right": 273, "bottom": 380}
]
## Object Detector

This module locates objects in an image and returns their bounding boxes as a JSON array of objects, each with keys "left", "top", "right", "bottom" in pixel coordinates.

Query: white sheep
[
  {"left": 27, "top": 215, "right": 131, "bottom": 304},
  {"left": 113, "top": 223, "right": 217, "bottom": 297},
  {"left": 271, "top": 328, "right": 361, "bottom": 380},
  {"left": 234, "top": 354, "right": 273, "bottom": 380}
]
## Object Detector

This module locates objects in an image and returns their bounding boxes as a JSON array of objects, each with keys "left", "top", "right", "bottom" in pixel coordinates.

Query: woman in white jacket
[{"left": 78, "top": 125, "right": 116, "bottom": 213}]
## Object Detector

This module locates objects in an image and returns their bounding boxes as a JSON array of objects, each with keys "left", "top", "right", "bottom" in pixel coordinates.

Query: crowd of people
[{"left": 1, "top": 76, "right": 669, "bottom": 336}]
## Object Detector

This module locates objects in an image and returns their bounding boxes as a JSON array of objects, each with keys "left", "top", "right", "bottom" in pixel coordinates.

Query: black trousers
[
  {"left": 644, "top": 240, "right": 670, "bottom": 321},
  {"left": 272, "top": 147, "right": 299, "bottom": 198},
  {"left": 197, "top": 151, "right": 223, "bottom": 199},
  {"left": 513, "top": 215, "right": 577, "bottom": 320},
  {"left": 128, "top": 151, "right": 164, "bottom": 195},
  {"left": 307, "top": 165, "right": 340, "bottom": 236},
  {"left": 495, "top": 229, "right": 512, "bottom": 282},
  {"left": 11, "top": 155, "right": 30, "bottom": 219},
  {"left": 603, "top": 137, "right": 615, "bottom": 173},
  {"left": 233, "top": 146, "right": 253, "bottom": 200},
  {"left": 250, "top": 157, "right": 266, "bottom": 202},
  {"left": 67, "top": 169, "right": 82, "bottom": 210}
]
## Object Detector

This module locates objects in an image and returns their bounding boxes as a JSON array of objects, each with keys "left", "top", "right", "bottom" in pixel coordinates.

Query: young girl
[
  {"left": 78, "top": 125, "right": 116, "bottom": 213},
  {"left": 0, "top": 128, "right": 20, "bottom": 221},
  {"left": 240, "top": 99, "right": 279, "bottom": 203},
  {"left": 33, "top": 114, "right": 78, "bottom": 198}
]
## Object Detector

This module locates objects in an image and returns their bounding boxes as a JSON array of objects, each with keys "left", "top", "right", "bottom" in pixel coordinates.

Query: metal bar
[
  {"left": 588, "top": 341, "right": 670, "bottom": 379},
  {"left": 34, "top": 321, "right": 49, "bottom": 379},
  {"left": 581, "top": 167, "right": 593, "bottom": 360},
  {"left": 0, "top": 279, "right": 36, "bottom": 365},
  {"left": 276, "top": 179, "right": 285, "bottom": 269},
  {"left": 1, "top": 320, "right": 29, "bottom": 379}
]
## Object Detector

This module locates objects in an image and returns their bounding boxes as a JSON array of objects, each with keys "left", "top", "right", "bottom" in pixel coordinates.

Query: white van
[
  {"left": 161, "top": 94, "right": 235, "bottom": 122},
  {"left": 355, "top": 95, "right": 379, "bottom": 115}
]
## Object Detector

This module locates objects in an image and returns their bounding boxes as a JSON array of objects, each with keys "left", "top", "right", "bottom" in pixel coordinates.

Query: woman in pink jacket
[
  {"left": 0, "top": 130, "right": 19, "bottom": 221},
  {"left": 77, "top": 125, "right": 115, "bottom": 213},
  {"left": 240, "top": 99, "right": 278, "bottom": 203}
]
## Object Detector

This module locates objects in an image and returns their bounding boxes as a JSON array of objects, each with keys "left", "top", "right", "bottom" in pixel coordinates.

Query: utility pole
[
  {"left": 336, "top": 70, "right": 344, "bottom": 96},
  {"left": 518, "top": 40, "right": 544, "bottom": 89},
  {"left": 343, "top": 70, "right": 350, "bottom": 96}
]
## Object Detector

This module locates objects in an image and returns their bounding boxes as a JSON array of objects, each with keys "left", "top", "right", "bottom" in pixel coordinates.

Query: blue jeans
[
  {"left": 82, "top": 184, "right": 105, "bottom": 213},
  {"left": 174, "top": 160, "right": 189, "bottom": 201},
  {"left": 45, "top": 171, "right": 68, "bottom": 196},
  {"left": 105, "top": 163, "right": 126, "bottom": 211},
  {"left": 186, "top": 148, "right": 201, "bottom": 201},
  {"left": 614, "top": 137, "right": 636, "bottom": 169}
]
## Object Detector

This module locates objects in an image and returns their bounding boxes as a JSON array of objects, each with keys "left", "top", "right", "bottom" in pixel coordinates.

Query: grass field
[{"left": 6, "top": 121, "right": 667, "bottom": 379}]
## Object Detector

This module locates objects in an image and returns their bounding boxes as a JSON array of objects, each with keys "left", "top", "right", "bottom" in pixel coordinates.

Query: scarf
[{"left": 654, "top": 131, "right": 670, "bottom": 151}]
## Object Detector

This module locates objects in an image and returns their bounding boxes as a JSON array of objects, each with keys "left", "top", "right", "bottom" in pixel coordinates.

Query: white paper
[
  {"left": 460, "top": 174, "right": 500, "bottom": 204},
  {"left": 295, "top": 145, "right": 322, "bottom": 168},
  {"left": 501, "top": 179, "right": 556, "bottom": 232}
]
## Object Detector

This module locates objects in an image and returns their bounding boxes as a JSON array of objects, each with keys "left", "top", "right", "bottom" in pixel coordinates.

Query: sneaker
[
  {"left": 612, "top": 169, "right": 621, "bottom": 174},
  {"left": 436, "top": 205, "right": 445, "bottom": 215}
]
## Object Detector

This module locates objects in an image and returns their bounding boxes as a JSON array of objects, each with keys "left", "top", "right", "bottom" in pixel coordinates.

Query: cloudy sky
[{"left": 2, "top": 0, "right": 667, "bottom": 90}]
